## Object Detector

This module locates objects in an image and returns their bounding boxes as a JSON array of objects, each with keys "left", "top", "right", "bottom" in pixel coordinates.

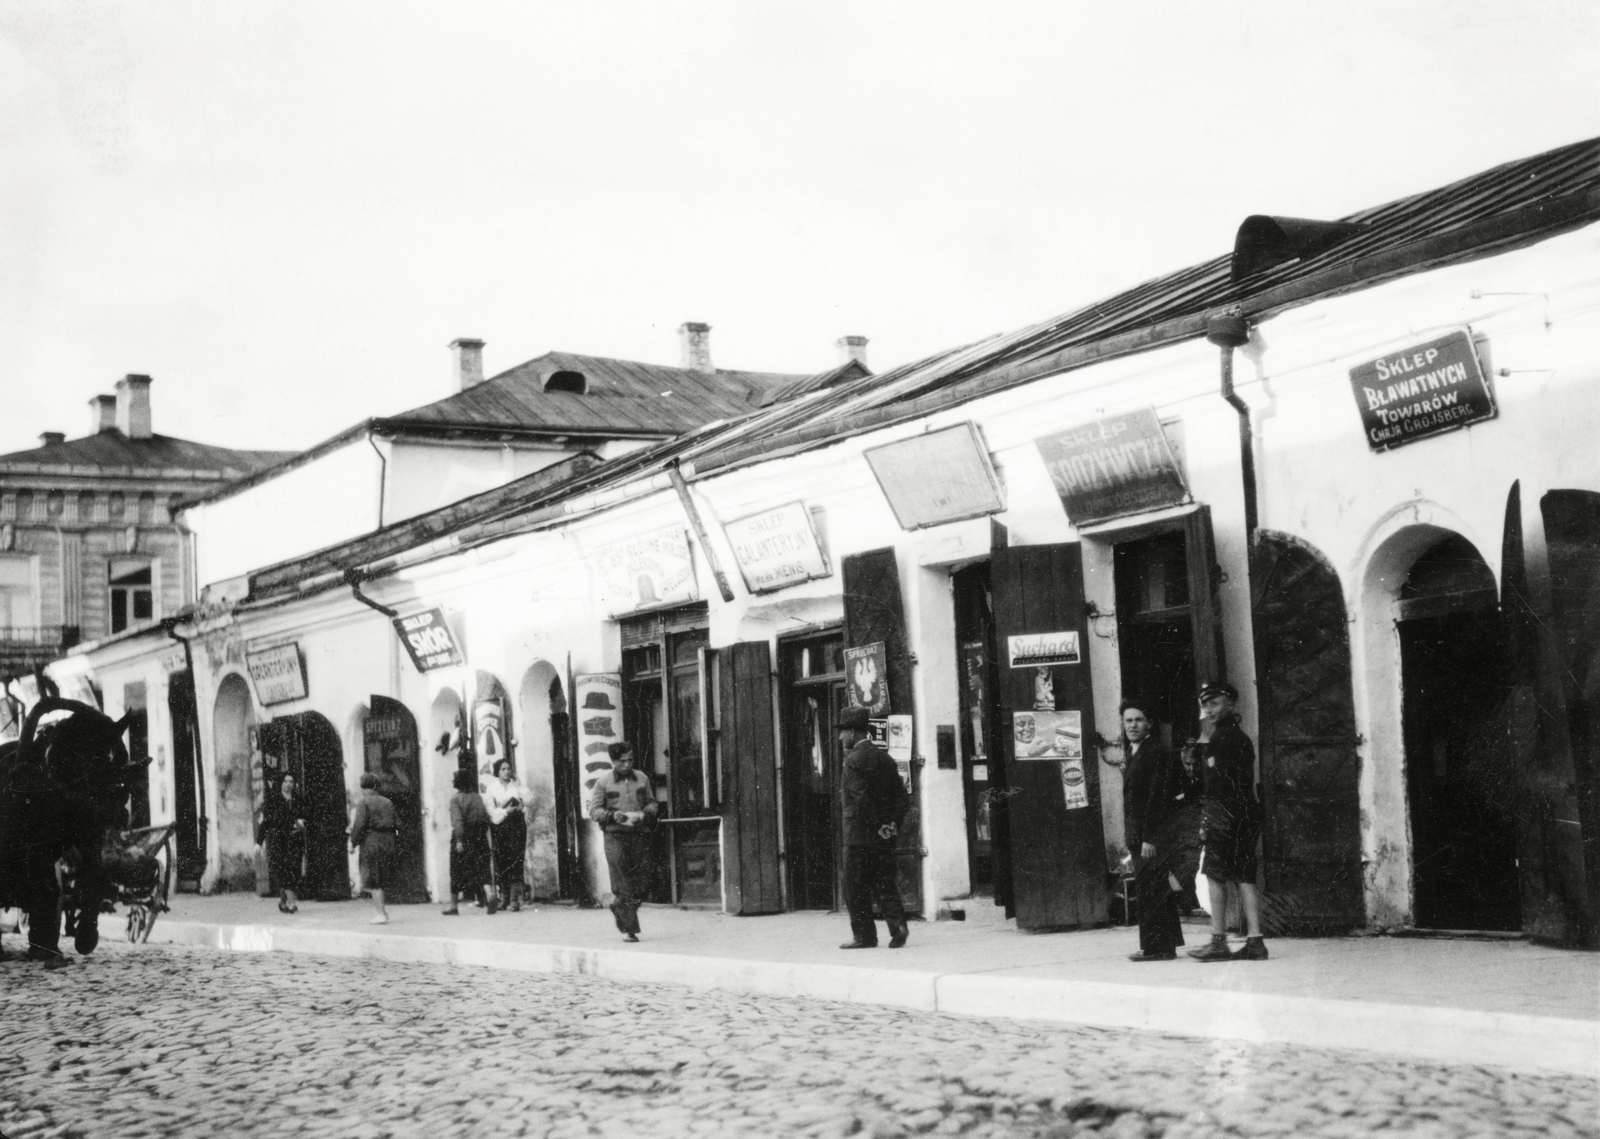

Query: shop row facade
[{"left": 50, "top": 194, "right": 1600, "bottom": 946}]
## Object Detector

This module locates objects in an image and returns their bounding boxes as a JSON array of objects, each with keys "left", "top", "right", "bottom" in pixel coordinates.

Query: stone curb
[{"left": 150, "top": 920, "right": 1599, "bottom": 1077}]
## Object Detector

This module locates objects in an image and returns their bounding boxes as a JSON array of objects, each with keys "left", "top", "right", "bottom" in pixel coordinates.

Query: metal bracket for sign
[{"left": 667, "top": 460, "right": 737, "bottom": 603}]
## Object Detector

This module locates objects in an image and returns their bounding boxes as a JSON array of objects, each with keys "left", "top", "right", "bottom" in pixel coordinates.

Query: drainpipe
[
  {"left": 161, "top": 617, "right": 208, "bottom": 879},
  {"left": 345, "top": 569, "right": 399, "bottom": 619},
  {"left": 1206, "top": 314, "right": 1259, "bottom": 542},
  {"left": 367, "top": 432, "right": 388, "bottom": 529}
]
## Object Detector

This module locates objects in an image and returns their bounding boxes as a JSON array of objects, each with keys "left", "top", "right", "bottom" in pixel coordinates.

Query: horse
[{"left": 0, "top": 695, "right": 141, "bottom": 966}]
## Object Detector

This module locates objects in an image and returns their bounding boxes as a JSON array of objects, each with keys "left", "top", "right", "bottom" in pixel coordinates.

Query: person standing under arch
[
  {"left": 1120, "top": 698, "right": 1201, "bottom": 961},
  {"left": 263, "top": 772, "right": 307, "bottom": 914},
  {"left": 443, "top": 768, "right": 493, "bottom": 915},
  {"left": 349, "top": 772, "right": 397, "bottom": 925},
  {"left": 1188, "top": 682, "right": 1268, "bottom": 961},
  {"left": 484, "top": 758, "right": 530, "bottom": 912}
]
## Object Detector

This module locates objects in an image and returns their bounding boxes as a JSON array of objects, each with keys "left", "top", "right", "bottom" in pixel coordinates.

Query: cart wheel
[{"left": 126, "top": 905, "right": 148, "bottom": 944}]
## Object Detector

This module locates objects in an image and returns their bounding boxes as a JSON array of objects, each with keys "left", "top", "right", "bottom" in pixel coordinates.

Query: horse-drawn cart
[{"left": 61, "top": 822, "right": 176, "bottom": 945}]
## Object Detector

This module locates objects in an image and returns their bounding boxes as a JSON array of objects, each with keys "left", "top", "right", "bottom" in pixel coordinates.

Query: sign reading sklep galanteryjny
[{"left": 722, "top": 501, "right": 829, "bottom": 593}]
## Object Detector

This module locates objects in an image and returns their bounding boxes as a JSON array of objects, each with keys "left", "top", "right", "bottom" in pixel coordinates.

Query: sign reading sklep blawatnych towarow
[{"left": 1349, "top": 330, "right": 1496, "bottom": 451}]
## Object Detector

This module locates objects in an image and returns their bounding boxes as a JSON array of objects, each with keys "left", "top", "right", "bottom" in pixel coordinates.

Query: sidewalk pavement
[{"left": 147, "top": 894, "right": 1599, "bottom": 1078}]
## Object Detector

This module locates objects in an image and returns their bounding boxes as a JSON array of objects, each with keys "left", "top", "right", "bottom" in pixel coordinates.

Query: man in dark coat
[
  {"left": 1120, "top": 698, "right": 1199, "bottom": 961},
  {"left": 837, "top": 705, "right": 911, "bottom": 950},
  {"left": 1187, "top": 681, "right": 1268, "bottom": 962}
]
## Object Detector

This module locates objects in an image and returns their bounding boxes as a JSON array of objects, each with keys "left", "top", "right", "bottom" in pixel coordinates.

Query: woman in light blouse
[{"left": 484, "top": 758, "right": 530, "bottom": 912}]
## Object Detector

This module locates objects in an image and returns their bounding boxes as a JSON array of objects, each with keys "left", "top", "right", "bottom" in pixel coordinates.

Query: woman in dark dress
[
  {"left": 1121, "top": 698, "right": 1202, "bottom": 961},
  {"left": 444, "top": 768, "right": 493, "bottom": 915},
  {"left": 483, "top": 759, "right": 529, "bottom": 912},
  {"left": 263, "top": 773, "right": 307, "bottom": 913}
]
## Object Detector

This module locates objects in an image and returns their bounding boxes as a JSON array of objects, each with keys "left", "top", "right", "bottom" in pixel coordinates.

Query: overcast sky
[{"left": 1, "top": 1, "right": 1596, "bottom": 456}]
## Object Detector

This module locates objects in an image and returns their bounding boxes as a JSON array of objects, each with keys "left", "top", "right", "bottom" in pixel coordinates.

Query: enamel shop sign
[
  {"left": 1007, "top": 630, "right": 1080, "bottom": 668},
  {"left": 1350, "top": 330, "right": 1496, "bottom": 451},
  {"left": 245, "top": 643, "right": 307, "bottom": 705},
  {"left": 722, "top": 501, "right": 829, "bottom": 593},
  {"left": 393, "top": 608, "right": 465, "bottom": 672}
]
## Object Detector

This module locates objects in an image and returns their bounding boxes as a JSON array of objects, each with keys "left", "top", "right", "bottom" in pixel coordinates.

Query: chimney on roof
[
  {"left": 450, "top": 338, "right": 486, "bottom": 391},
  {"left": 836, "top": 335, "right": 868, "bottom": 369},
  {"left": 88, "top": 394, "right": 118, "bottom": 435},
  {"left": 39, "top": 432, "right": 65, "bottom": 447},
  {"left": 115, "top": 375, "right": 152, "bottom": 440},
  {"left": 678, "top": 322, "right": 713, "bottom": 373}
]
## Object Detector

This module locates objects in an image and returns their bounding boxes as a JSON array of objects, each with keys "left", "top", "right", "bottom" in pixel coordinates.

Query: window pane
[
  {"left": 111, "top": 589, "right": 128, "bottom": 633},
  {"left": 133, "top": 589, "right": 153, "bottom": 620}
]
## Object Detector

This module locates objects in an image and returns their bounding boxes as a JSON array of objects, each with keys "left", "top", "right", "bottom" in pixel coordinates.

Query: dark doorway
[
  {"left": 952, "top": 564, "right": 1004, "bottom": 899},
  {"left": 364, "top": 697, "right": 427, "bottom": 902},
  {"left": 1399, "top": 536, "right": 1521, "bottom": 932},
  {"left": 167, "top": 670, "right": 206, "bottom": 888},
  {"left": 259, "top": 712, "right": 350, "bottom": 901},
  {"left": 123, "top": 682, "right": 150, "bottom": 830},
  {"left": 1113, "top": 530, "right": 1199, "bottom": 747},
  {"left": 549, "top": 677, "right": 581, "bottom": 901},
  {"left": 779, "top": 632, "right": 846, "bottom": 910}
]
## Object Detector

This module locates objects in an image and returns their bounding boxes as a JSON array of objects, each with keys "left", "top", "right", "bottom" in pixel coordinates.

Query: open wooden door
[
  {"left": 717, "top": 641, "right": 783, "bottom": 915},
  {"left": 1251, "top": 531, "right": 1364, "bottom": 933},
  {"left": 990, "top": 543, "right": 1107, "bottom": 930},
  {"left": 842, "top": 548, "right": 924, "bottom": 917}
]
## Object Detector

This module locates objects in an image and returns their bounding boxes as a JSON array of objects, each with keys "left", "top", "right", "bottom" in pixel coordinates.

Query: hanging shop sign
[
  {"left": 1349, "top": 329, "right": 1496, "bottom": 451},
  {"left": 574, "top": 673, "right": 624, "bottom": 799},
  {"left": 1034, "top": 407, "right": 1188, "bottom": 526},
  {"left": 863, "top": 421, "right": 1006, "bottom": 530},
  {"left": 594, "top": 526, "right": 698, "bottom": 613},
  {"left": 394, "top": 608, "right": 465, "bottom": 672},
  {"left": 844, "top": 641, "right": 890, "bottom": 715},
  {"left": 1007, "top": 630, "right": 1081, "bottom": 669},
  {"left": 722, "top": 501, "right": 830, "bottom": 593},
  {"left": 1012, "top": 709, "right": 1083, "bottom": 760},
  {"left": 245, "top": 643, "right": 307, "bottom": 705}
]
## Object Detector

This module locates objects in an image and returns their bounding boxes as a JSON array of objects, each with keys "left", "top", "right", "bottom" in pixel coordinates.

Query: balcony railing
[{"left": 0, "top": 626, "right": 80, "bottom": 649}]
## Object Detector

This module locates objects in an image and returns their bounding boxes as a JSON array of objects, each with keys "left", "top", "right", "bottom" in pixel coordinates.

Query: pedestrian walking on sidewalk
[
  {"left": 1120, "top": 698, "right": 1198, "bottom": 961},
  {"left": 485, "top": 759, "right": 530, "bottom": 912},
  {"left": 1186, "top": 681, "right": 1268, "bottom": 962},
  {"left": 444, "top": 768, "right": 492, "bottom": 916},
  {"left": 349, "top": 772, "right": 398, "bottom": 925},
  {"left": 589, "top": 742, "right": 657, "bottom": 941},
  {"left": 837, "top": 705, "right": 911, "bottom": 950},
  {"left": 262, "top": 772, "right": 307, "bottom": 914}
]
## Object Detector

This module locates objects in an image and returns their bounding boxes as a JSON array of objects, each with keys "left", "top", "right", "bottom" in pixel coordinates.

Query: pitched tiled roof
[
  {"left": 382, "top": 351, "right": 845, "bottom": 437},
  {"left": 233, "top": 135, "right": 1600, "bottom": 601},
  {"left": 0, "top": 431, "right": 292, "bottom": 481}
]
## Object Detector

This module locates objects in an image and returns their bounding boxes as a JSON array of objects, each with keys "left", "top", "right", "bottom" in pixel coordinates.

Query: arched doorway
[
  {"left": 258, "top": 711, "right": 350, "bottom": 900},
  {"left": 474, "top": 672, "right": 512, "bottom": 784},
  {"left": 428, "top": 687, "right": 468, "bottom": 899},
  {"left": 212, "top": 674, "right": 257, "bottom": 891},
  {"left": 519, "top": 662, "right": 579, "bottom": 901},
  {"left": 362, "top": 696, "right": 427, "bottom": 902},
  {"left": 167, "top": 670, "right": 206, "bottom": 887},
  {"left": 1399, "top": 535, "right": 1520, "bottom": 931}
]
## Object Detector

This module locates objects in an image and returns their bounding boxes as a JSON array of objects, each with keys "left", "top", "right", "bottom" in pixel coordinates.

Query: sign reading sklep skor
[
  {"left": 393, "top": 608, "right": 465, "bottom": 672},
  {"left": 1349, "top": 330, "right": 1496, "bottom": 451}
]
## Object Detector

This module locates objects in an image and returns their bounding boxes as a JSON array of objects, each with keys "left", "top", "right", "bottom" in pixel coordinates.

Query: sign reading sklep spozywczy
[
  {"left": 246, "top": 643, "right": 308, "bottom": 705},
  {"left": 1349, "top": 330, "right": 1496, "bottom": 451},
  {"left": 393, "top": 608, "right": 465, "bottom": 672}
]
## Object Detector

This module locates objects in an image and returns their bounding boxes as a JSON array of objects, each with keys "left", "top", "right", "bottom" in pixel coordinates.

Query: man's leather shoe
[
  {"left": 1234, "top": 936, "right": 1269, "bottom": 960},
  {"left": 1128, "top": 949, "right": 1176, "bottom": 961},
  {"left": 839, "top": 940, "right": 876, "bottom": 950},
  {"left": 887, "top": 925, "right": 909, "bottom": 949}
]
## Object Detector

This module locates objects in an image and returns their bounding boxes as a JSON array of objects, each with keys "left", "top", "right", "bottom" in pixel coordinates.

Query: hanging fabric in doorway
[{"left": 474, "top": 699, "right": 507, "bottom": 776}]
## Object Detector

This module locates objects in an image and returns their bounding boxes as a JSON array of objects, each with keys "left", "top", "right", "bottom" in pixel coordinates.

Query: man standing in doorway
[
  {"left": 1188, "top": 681, "right": 1269, "bottom": 961},
  {"left": 589, "top": 741, "right": 657, "bottom": 942},
  {"left": 837, "top": 705, "right": 911, "bottom": 950}
]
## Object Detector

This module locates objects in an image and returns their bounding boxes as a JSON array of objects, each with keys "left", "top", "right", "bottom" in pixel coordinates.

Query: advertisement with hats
[{"left": 574, "top": 673, "right": 623, "bottom": 798}]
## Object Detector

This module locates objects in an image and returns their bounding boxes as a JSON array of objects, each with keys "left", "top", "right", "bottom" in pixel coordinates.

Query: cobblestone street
[{"left": 0, "top": 939, "right": 1593, "bottom": 1139}]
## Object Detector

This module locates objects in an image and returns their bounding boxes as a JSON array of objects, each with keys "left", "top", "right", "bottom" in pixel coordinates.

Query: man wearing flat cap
[
  {"left": 837, "top": 704, "right": 911, "bottom": 949},
  {"left": 1188, "top": 681, "right": 1268, "bottom": 961}
]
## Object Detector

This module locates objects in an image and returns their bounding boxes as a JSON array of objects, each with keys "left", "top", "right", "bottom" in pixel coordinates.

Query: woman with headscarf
[
  {"left": 348, "top": 772, "right": 398, "bottom": 925},
  {"left": 262, "top": 772, "right": 307, "bottom": 913},
  {"left": 443, "top": 768, "right": 493, "bottom": 915},
  {"left": 483, "top": 758, "right": 529, "bottom": 912},
  {"left": 1120, "top": 697, "right": 1202, "bottom": 961}
]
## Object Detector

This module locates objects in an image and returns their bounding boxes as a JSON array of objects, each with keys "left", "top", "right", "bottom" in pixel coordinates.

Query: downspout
[
  {"left": 345, "top": 569, "right": 399, "bottom": 619},
  {"left": 367, "top": 432, "right": 388, "bottom": 529},
  {"left": 1207, "top": 314, "right": 1258, "bottom": 542},
  {"left": 161, "top": 617, "right": 207, "bottom": 878}
]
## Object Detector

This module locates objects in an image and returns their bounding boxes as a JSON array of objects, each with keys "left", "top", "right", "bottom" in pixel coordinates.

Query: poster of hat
[
  {"left": 593, "top": 526, "right": 698, "bottom": 614},
  {"left": 574, "top": 673, "right": 624, "bottom": 798},
  {"left": 1011, "top": 709, "right": 1083, "bottom": 760},
  {"left": 843, "top": 641, "right": 889, "bottom": 715}
]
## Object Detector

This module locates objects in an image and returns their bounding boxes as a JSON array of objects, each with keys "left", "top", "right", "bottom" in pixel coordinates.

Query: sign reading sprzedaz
[
  {"left": 1349, "top": 329, "right": 1496, "bottom": 451},
  {"left": 393, "top": 608, "right": 465, "bottom": 672}
]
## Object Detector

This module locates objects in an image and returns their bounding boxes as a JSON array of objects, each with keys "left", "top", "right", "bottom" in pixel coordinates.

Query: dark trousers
[
  {"left": 844, "top": 843, "right": 906, "bottom": 946},
  {"left": 1134, "top": 855, "right": 1184, "bottom": 954},
  {"left": 604, "top": 831, "right": 651, "bottom": 935}
]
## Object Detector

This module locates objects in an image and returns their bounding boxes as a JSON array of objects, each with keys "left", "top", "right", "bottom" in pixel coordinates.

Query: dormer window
[{"left": 544, "top": 370, "right": 588, "bottom": 395}]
